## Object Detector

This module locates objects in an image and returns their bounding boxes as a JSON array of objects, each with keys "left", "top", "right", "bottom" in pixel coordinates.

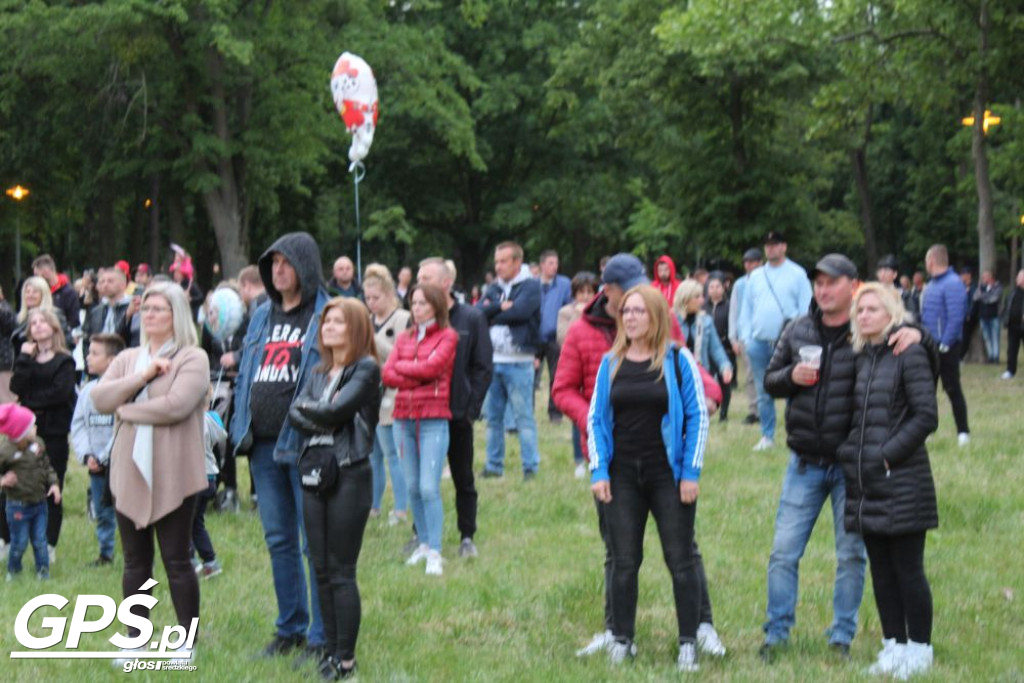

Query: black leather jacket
[{"left": 288, "top": 356, "right": 381, "bottom": 467}]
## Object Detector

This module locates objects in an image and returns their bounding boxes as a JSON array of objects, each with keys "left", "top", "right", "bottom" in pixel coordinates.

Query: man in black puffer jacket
[{"left": 758, "top": 254, "right": 930, "bottom": 662}]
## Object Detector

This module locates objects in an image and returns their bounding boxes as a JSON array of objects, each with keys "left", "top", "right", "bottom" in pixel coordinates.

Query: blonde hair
[
  {"left": 18, "top": 276, "right": 54, "bottom": 323},
  {"left": 672, "top": 279, "right": 703, "bottom": 313},
  {"left": 850, "top": 282, "right": 907, "bottom": 352},
  {"left": 26, "top": 308, "right": 69, "bottom": 355},
  {"left": 140, "top": 281, "right": 198, "bottom": 353},
  {"left": 363, "top": 263, "right": 397, "bottom": 298},
  {"left": 610, "top": 285, "right": 672, "bottom": 380}
]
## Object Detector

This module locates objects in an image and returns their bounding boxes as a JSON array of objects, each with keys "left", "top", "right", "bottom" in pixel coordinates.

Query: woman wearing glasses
[{"left": 588, "top": 284, "right": 709, "bottom": 672}]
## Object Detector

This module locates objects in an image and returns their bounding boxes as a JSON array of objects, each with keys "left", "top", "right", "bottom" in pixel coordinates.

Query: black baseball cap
[
  {"left": 742, "top": 248, "right": 763, "bottom": 262},
  {"left": 814, "top": 253, "right": 858, "bottom": 279},
  {"left": 764, "top": 231, "right": 786, "bottom": 245},
  {"left": 877, "top": 254, "right": 898, "bottom": 271}
]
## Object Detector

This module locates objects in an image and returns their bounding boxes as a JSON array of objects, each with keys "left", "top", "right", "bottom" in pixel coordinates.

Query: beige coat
[
  {"left": 92, "top": 345, "right": 210, "bottom": 529},
  {"left": 374, "top": 307, "right": 411, "bottom": 426}
]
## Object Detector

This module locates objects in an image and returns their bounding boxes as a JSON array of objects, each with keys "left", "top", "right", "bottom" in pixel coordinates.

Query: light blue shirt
[{"left": 738, "top": 259, "right": 812, "bottom": 344}]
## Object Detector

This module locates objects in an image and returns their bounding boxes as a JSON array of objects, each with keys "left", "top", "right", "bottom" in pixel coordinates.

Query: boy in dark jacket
[{"left": 0, "top": 404, "right": 61, "bottom": 580}]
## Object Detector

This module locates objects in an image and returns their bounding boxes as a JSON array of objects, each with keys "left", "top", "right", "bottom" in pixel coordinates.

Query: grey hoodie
[{"left": 71, "top": 379, "right": 115, "bottom": 467}]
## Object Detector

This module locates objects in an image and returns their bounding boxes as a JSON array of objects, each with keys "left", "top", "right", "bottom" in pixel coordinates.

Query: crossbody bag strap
[{"left": 761, "top": 267, "right": 787, "bottom": 319}]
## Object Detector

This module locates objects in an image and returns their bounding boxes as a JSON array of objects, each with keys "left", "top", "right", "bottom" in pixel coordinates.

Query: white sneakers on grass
[
  {"left": 607, "top": 640, "right": 636, "bottom": 664},
  {"left": 1000, "top": 370, "right": 1013, "bottom": 380},
  {"left": 574, "top": 462, "right": 587, "bottom": 479},
  {"left": 575, "top": 630, "right": 613, "bottom": 657},
  {"left": 866, "top": 638, "right": 901, "bottom": 675},
  {"left": 753, "top": 436, "right": 774, "bottom": 452},
  {"left": 865, "top": 638, "right": 933, "bottom": 679},
  {"left": 405, "top": 543, "right": 429, "bottom": 566},
  {"left": 957, "top": 432, "right": 970, "bottom": 447},
  {"left": 425, "top": 551, "right": 443, "bottom": 576},
  {"left": 696, "top": 622, "right": 726, "bottom": 657},
  {"left": 677, "top": 642, "right": 699, "bottom": 672}
]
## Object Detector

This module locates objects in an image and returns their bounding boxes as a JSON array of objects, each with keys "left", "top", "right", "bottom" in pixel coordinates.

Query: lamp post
[
  {"left": 962, "top": 109, "right": 1001, "bottom": 134},
  {"left": 5, "top": 184, "right": 30, "bottom": 281}
]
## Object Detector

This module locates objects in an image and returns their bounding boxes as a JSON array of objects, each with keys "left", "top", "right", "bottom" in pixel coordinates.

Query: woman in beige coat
[{"left": 92, "top": 281, "right": 209, "bottom": 652}]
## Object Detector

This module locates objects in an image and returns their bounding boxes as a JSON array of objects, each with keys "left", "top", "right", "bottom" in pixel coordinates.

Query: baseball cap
[
  {"left": 601, "top": 253, "right": 649, "bottom": 291},
  {"left": 764, "top": 231, "right": 786, "bottom": 245},
  {"left": 876, "top": 254, "right": 898, "bottom": 271},
  {"left": 814, "top": 253, "right": 858, "bottom": 279},
  {"left": 742, "top": 248, "right": 763, "bottom": 262}
]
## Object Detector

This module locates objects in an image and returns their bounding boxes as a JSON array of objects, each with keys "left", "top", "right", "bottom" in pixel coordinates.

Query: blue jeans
[
  {"left": 6, "top": 499, "right": 48, "bottom": 574},
  {"left": 571, "top": 424, "right": 583, "bottom": 464},
  {"left": 395, "top": 419, "right": 448, "bottom": 552},
  {"left": 484, "top": 362, "right": 540, "bottom": 475},
  {"left": 980, "top": 317, "right": 1000, "bottom": 361},
  {"left": 250, "top": 439, "right": 325, "bottom": 645},
  {"left": 764, "top": 453, "right": 867, "bottom": 646},
  {"left": 746, "top": 339, "right": 777, "bottom": 439},
  {"left": 89, "top": 473, "right": 116, "bottom": 559},
  {"left": 370, "top": 424, "right": 407, "bottom": 513}
]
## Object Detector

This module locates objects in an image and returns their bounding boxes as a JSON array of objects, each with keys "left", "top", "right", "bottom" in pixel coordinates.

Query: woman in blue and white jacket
[{"left": 587, "top": 284, "right": 709, "bottom": 672}]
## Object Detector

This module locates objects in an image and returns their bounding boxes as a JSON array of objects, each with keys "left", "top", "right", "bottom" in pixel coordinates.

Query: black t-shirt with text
[{"left": 250, "top": 299, "right": 315, "bottom": 439}]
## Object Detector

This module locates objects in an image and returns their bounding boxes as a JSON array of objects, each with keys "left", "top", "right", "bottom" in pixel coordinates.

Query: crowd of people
[{"left": 1, "top": 232, "right": 1022, "bottom": 680}]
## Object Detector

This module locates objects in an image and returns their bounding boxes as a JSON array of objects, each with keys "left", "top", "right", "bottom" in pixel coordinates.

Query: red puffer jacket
[
  {"left": 553, "top": 292, "right": 722, "bottom": 460},
  {"left": 382, "top": 323, "right": 458, "bottom": 420}
]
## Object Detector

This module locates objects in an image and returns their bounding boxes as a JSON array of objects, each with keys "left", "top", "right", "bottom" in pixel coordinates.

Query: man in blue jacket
[
  {"left": 478, "top": 241, "right": 543, "bottom": 479},
  {"left": 230, "top": 232, "right": 327, "bottom": 659},
  {"left": 920, "top": 244, "right": 970, "bottom": 446}
]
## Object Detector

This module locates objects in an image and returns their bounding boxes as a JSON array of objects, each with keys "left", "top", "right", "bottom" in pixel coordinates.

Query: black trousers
[
  {"left": 1007, "top": 326, "right": 1022, "bottom": 376},
  {"left": 447, "top": 417, "right": 478, "bottom": 540},
  {"left": 863, "top": 532, "right": 932, "bottom": 644},
  {"left": 604, "top": 452, "right": 700, "bottom": 644},
  {"left": 191, "top": 479, "right": 217, "bottom": 563},
  {"left": 303, "top": 459, "right": 371, "bottom": 661},
  {"left": 535, "top": 341, "right": 562, "bottom": 419},
  {"left": 939, "top": 344, "right": 970, "bottom": 434},
  {"left": 44, "top": 435, "right": 69, "bottom": 547},
  {"left": 117, "top": 495, "right": 199, "bottom": 639}
]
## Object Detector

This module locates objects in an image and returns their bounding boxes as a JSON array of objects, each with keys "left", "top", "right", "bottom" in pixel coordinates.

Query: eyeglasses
[
  {"left": 141, "top": 305, "right": 171, "bottom": 315},
  {"left": 620, "top": 306, "right": 648, "bottom": 318}
]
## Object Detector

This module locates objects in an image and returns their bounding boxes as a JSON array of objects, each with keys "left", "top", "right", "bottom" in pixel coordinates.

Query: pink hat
[{"left": 0, "top": 404, "right": 36, "bottom": 442}]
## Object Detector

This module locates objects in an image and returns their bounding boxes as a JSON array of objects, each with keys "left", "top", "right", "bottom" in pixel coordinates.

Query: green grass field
[{"left": 1, "top": 363, "right": 1021, "bottom": 681}]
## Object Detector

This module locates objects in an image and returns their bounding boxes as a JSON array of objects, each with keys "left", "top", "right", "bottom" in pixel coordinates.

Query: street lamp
[
  {"left": 962, "top": 109, "right": 1001, "bottom": 135},
  {"left": 5, "top": 184, "right": 30, "bottom": 281}
]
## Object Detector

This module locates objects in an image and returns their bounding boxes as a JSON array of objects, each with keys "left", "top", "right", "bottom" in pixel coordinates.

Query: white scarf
[{"left": 130, "top": 341, "right": 175, "bottom": 489}]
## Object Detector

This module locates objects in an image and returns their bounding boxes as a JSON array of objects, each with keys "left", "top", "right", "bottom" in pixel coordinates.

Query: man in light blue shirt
[
  {"left": 729, "top": 248, "right": 764, "bottom": 425},
  {"left": 738, "top": 231, "right": 812, "bottom": 451}
]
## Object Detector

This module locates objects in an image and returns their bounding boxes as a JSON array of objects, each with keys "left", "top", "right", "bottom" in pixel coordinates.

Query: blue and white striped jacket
[{"left": 587, "top": 343, "right": 709, "bottom": 484}]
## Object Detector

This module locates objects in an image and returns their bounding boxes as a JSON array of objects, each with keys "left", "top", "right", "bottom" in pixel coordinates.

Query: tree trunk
[
  {"left": 149, "top": 174, "right": 161, "bottom": 269},
  {"left": 973, "top": 0, "right": 996, "bottom": 276}
]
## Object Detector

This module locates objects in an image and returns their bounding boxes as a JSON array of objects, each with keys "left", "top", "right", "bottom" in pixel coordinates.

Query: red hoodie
[
  {"left": 553, "top": 291, "right": 722, "bottom": 460},
  {"left": 654, "top": 255, "right": 680, "bottom": 305},
  {"left": 49, "top": 273, "right": 70, "bottom": 294}
]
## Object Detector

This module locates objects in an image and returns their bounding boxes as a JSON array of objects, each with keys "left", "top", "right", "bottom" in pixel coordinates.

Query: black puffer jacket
[
  {"left": 764, "top": 312, "right": 859, "bottom": 464},
  {"left": 288, "top": 356, "right": 381, "bottom": 467},
  {"left": 837, "top": 342, "right": 939, "bottom": 535}
]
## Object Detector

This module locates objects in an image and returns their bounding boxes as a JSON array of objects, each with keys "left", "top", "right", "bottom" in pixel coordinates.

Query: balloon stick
[{"left": 352, "top": 161, "right": 366, "bottom": 280}]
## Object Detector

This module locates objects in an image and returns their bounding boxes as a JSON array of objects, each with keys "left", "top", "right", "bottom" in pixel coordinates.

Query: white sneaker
[
  {"left": 957, "top": 433, "right": 970, "bottom": 447},
  {"left": 1000, "top": 370, "right": 1014, "bottom": 380},
  {"left": 0, "top": 540, "right": 7, "bottom": 563},
  {"left": 48, "top": 544, "right": 57, "bottom": 565},
  {"left": 576, "top": 630, "right": 613, "bottom": 657},
  {"left": 753, "top": 436, "right": 774, "bottom": 452},
  {"left": 574, "top": 462, "right": 587, "bottom": 479},
  {"left": 607, "top": 640, "right": 636, "bottom": 664},
  {"left": 866, "top": 638, "right": 903, "bottom": 675},
  {"left": 894, "top": 640, "right": 932, "bottom": 679},
  {"left": 405, "top": 543, "right": 430, "bottom": 566},
  {"left": 387, "top": 510, "right": 407, "bottom": 527},
  {"left": 696, "top": 622, "right": 726, "bottom": 657},
  {"left": 424, "top": 550, "right": 443, "bottom": 576},
  {"left": 677, "top": 642, "right": 700, "bottom": 672}
]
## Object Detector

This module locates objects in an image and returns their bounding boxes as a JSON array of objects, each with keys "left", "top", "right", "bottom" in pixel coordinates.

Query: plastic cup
[{"left": 799, "top": 345, "right": 823, "bottom": 368}]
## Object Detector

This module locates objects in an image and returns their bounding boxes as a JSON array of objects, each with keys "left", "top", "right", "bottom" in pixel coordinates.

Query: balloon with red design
[{"left": 330, "top": 52, "right": 379, "bottom": 170}]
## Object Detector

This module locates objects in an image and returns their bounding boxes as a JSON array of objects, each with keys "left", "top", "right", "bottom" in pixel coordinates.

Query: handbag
[{"left": 297, "top": 370, "right": 346, "bottom": 496}]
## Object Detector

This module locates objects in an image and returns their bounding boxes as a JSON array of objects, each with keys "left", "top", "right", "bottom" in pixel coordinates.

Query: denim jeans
[
  {"left": 571, "top": 424, "right": 583, "bottom": 465},
  {"left": 980, "top": 316, "right": 1001, "bottom": 362},
  {"left": 604, "top": 452, "right": 699, "bottom": 645},
  {"left": 763, "top": 453, "right": 867, "bottom": 646},
  {"left": 746, "top": 339, "right": 777, "bottom": 439},
  {"left": 395, "top": 419, "right": 449, "bottom": 552},
  {"left": 304, "top": 459, "right": 372, "bottom": 661},
  {"left": 250, "top": 439, "right": 325, "bottom": 645},
  {"left": 484, "top": 362, "right": 540, "bottom": 475},
  {"left": 6, "top": 499, "right": 48, "bottom": 574},
  {"left": 89, "top": 472, "right": 116, "bottom": 559},
  {"left": 370, "top": 424, "right": 407, "bottom": 513}
]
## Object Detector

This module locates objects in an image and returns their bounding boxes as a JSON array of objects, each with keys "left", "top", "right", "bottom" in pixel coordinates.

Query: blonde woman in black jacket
[
  {"left": 838, "top": 283, "right": 939, "bottom": 680},
  {"left": 288, "top": 297, "right": 381, "bottom": 681}
]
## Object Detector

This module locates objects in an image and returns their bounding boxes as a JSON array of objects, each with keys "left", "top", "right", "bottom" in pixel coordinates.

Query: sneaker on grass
[
  {"left": 425, "top": 550, "right": 443, "bottom": 576},
  {"left": 406, "top": 543, "right": 430, "bottom": 566},
  {"left": 752, "top": 436, "right": 774, "bottom": 452},
  {"left": 459, "top": 538, "right": 478, "bottom": 558},
  {"left": 677, "top": 642, "right": 699, "bottom": 672},
  {"left": 696, "top": 622, "right": 726, "bottom": 657},
  {"left": 576, "top": 630, "right": 613, "bottom": 657},
  {"left": 199, "top": 560, "right": 223, "bottom": 579},
  {"left": 607, "top": 640, "right": 636, "bottom": 664}
]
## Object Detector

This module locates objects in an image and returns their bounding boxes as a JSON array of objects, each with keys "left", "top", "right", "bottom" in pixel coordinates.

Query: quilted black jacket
[{"left": 837, "top": 342, "right": 939, "bottom": 535}]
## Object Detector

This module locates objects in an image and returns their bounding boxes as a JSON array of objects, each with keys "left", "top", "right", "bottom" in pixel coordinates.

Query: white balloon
[{"left": 330, "top": 52, "right": 378, "bottom": 170}]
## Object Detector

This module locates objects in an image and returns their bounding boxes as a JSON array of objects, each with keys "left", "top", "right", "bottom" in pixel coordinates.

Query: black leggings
[
  {"left": 863, "top": 532, "right": 933, "bottom": 644},
  {"left": 605, "top": 453, "right": 700, "bottom": 644},
  {"left": 45, "top": 436, "right": 69, "bottom": 547},
  {"left": 303, "top": 459, "right": 372, "bottom": 662},
  {"left": 117, "top": 496, "right": 200, "bottom": 639},
  {"left": 938, "top": 345, "right": 969, "bottom": 434}
]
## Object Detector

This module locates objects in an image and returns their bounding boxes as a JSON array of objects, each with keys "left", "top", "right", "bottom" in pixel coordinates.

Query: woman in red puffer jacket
[{"left": 381, "top": 283, "right": 457, "bottom": 577}]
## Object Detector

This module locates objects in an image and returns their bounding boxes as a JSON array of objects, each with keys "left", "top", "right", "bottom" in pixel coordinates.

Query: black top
[
  {"left": 610, "top": 358, "right": 668, "bottom": 462},
  {"left": 250, "top": 299, "right": 316, "bottom": 439},
  {"left": 1008, "top": 286, "right": 1024, "bottom": 330},
  {"left": 10, "top": 352, "right": 77, "bottom": 436}
]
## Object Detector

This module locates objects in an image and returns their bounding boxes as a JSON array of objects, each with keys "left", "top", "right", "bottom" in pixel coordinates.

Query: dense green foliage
[{"left": 2, "top": 0, "right": 1022, "bottom": 289}]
